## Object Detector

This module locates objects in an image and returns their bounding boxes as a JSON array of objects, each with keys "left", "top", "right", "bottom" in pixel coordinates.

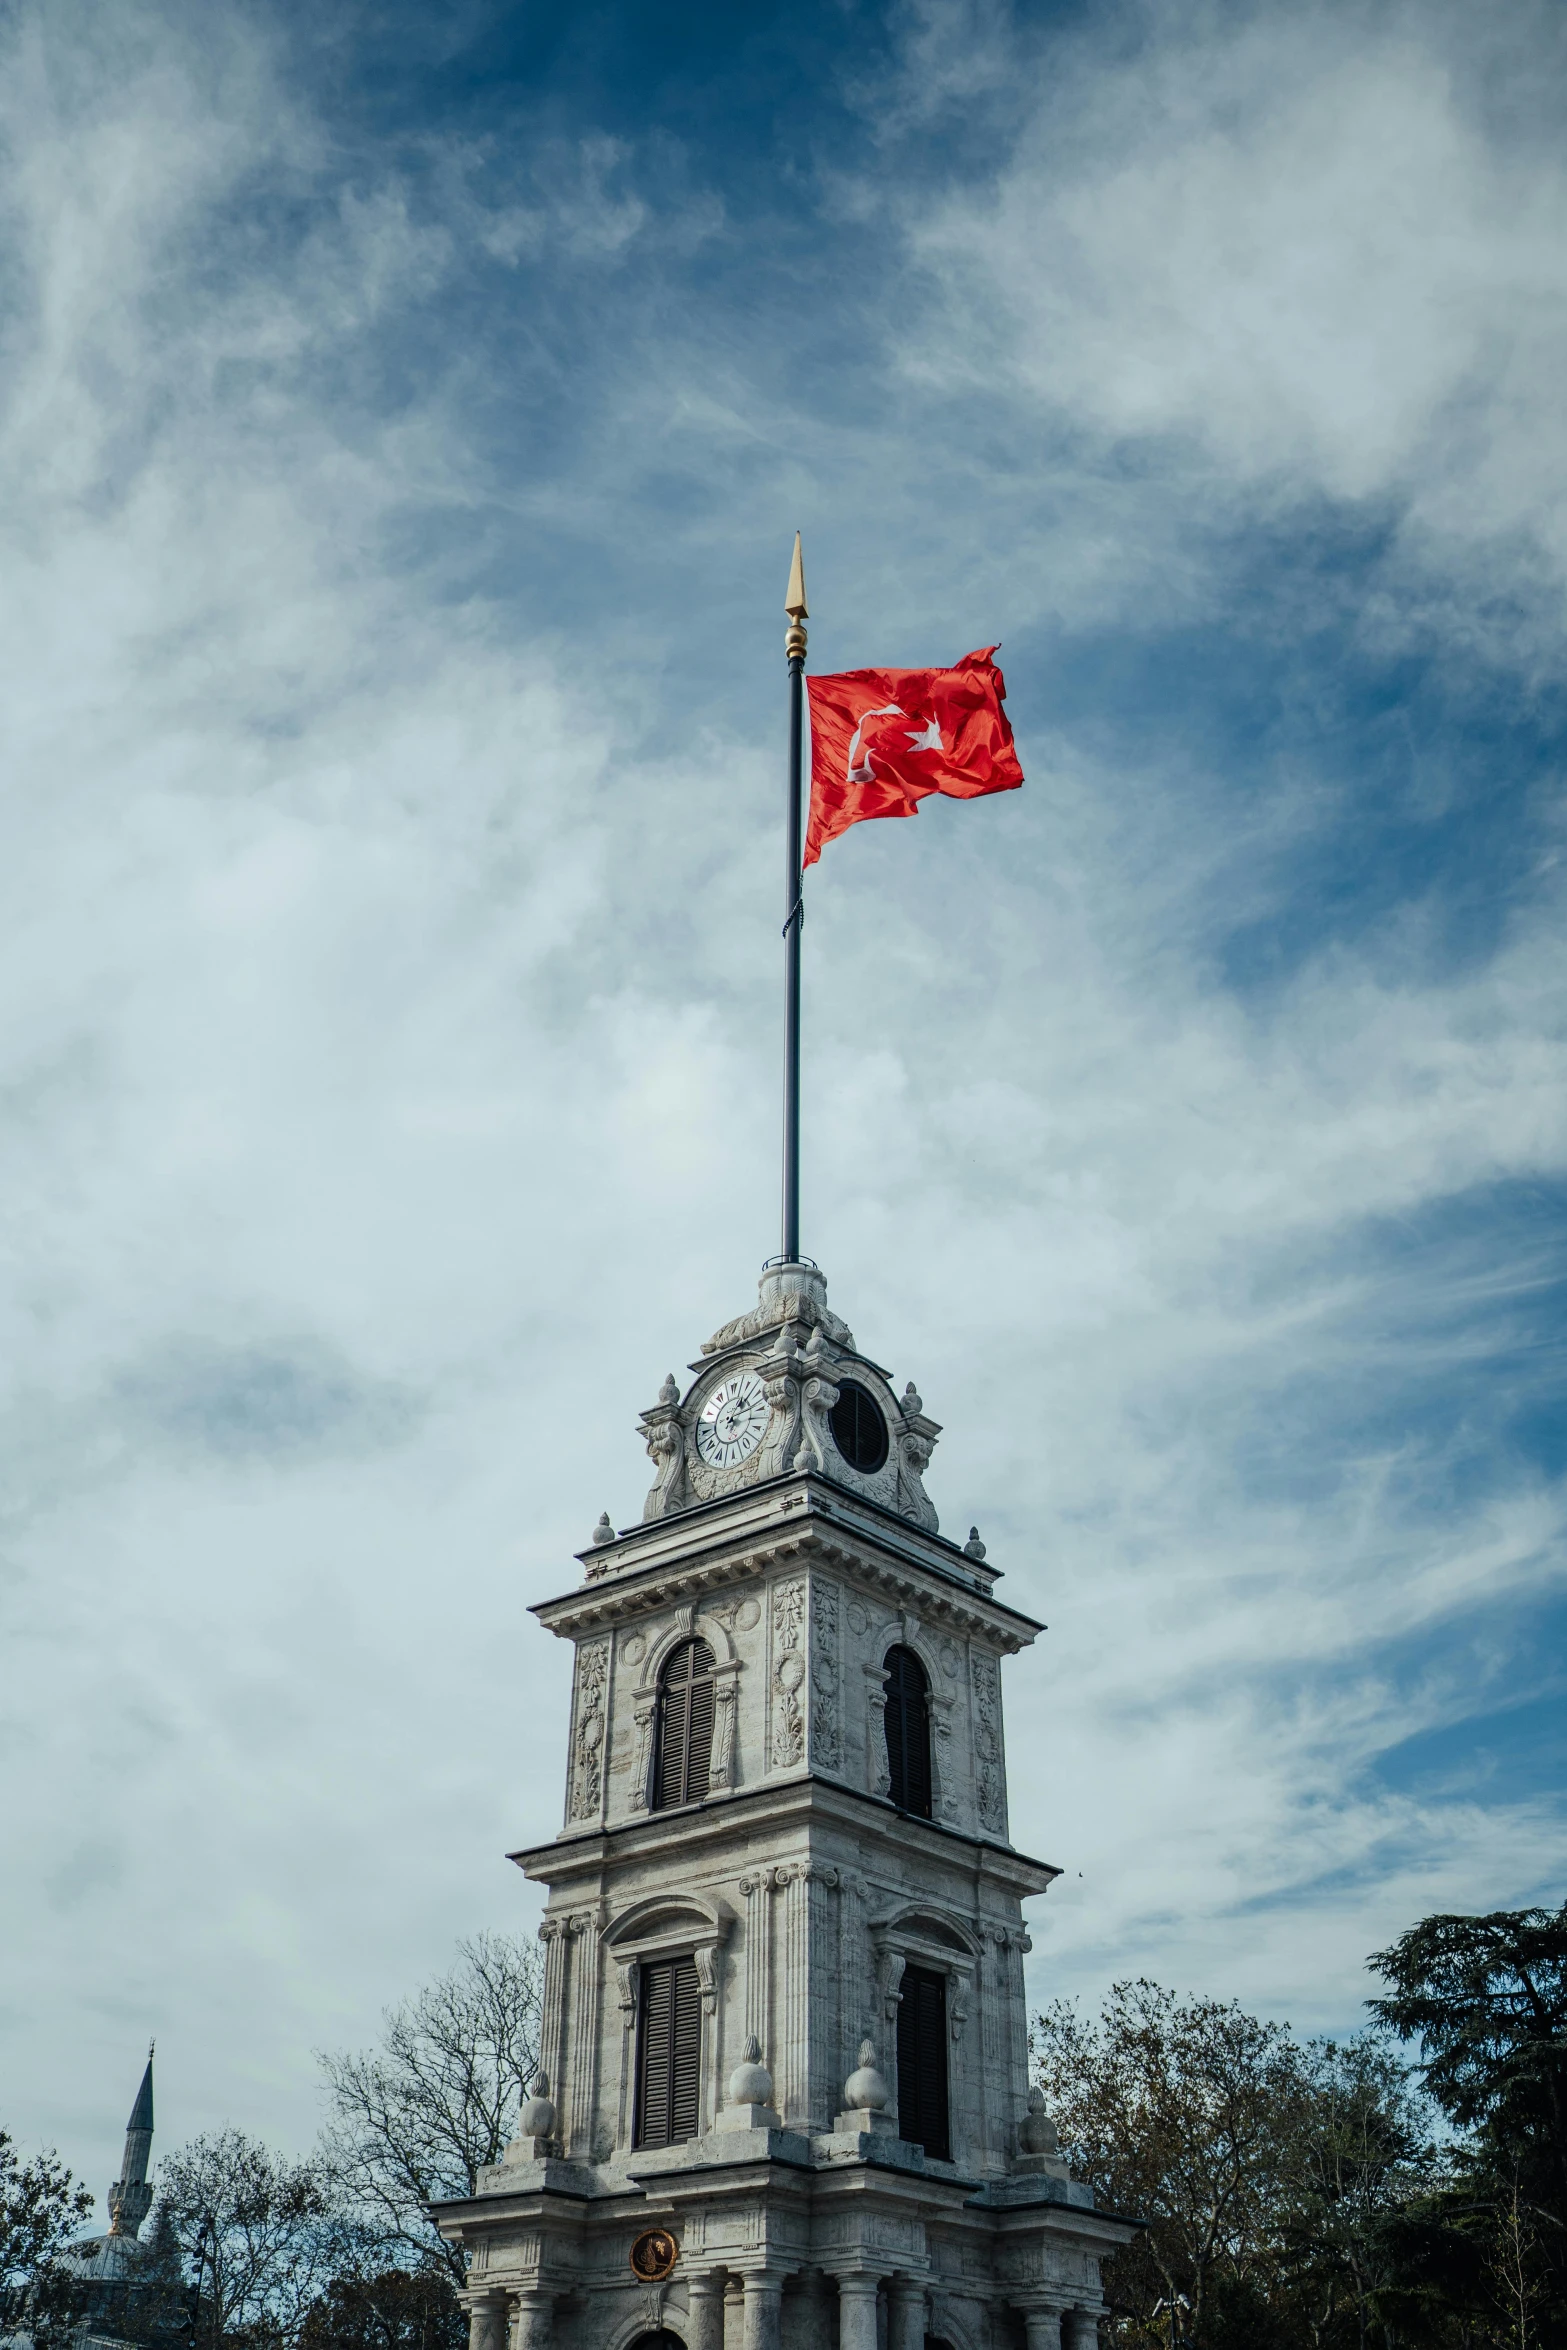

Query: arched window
[
  {"left": 830, "top": 1379, "right": 889, "bottom": 1473},
  {"left": 883, "top": 1645, "right": 932, "bottom": 1818},
  {"left": 651, "top": 1638, "right": 715, "bottom": 1810}
]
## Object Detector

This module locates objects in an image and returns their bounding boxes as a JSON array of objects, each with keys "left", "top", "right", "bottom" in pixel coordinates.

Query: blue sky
[{"left": 2, "top": 0, "right": 1565, "bottom": 2208}]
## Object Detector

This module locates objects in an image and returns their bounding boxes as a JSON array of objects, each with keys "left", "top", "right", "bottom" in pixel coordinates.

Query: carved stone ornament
[
  {"left": 626, "top": 1701, "right": 655, "bottom": 1812},
  {"left": 567, "top": 1642, "right": 609, "bottom": 1821},
  {"left": 791, "top": 1357, "right": 840, "bottom": 1476},
  {"left": 629, "top": 2229, "right": 679, "bottom": 2283},
  {"left": 843, "top": 2038, "right": 890, "bottom": 2110},
  {"left": 639, "top": 1395, "right": 686, "bottom": 1522},
  {"left": 626, "top": 1264, "right": 943, "bottom": 1532},
  {"left": 810, "top": 1578, "right": 841, "bottom": 1771},
  {"left": 930, "top": 1691, "right": 959, "bottom": 1822},
  {"left": 701, "top": 1260, "right": 854, "bottom": 1356},
  {"left": 866, "top": 1662, "right": 892, "bottom": 1798},
  {"left": 711, "top": 1677, "right": 739, "bottom": 1786},
  {"left": 971, "top": 1651, "right": 1005, "bottom": 1831},
  {"left": 770, "top": 1578, "right": 807, "bottom": 1767}
]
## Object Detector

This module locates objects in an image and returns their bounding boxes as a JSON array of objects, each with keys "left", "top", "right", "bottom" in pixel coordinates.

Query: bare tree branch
[{"left": 317, "top": 1931, "right": 545, "bottom": 2284}]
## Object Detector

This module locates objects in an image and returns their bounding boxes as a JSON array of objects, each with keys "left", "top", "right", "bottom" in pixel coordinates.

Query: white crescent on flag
[{"left": 845, "top": 704, "right": 944, "bottom": 783}]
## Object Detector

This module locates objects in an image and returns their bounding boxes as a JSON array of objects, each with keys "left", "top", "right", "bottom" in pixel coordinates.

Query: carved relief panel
[
  {"left": 970, "top": 1649, "right": 1007, "bottom": 1838},
  {"left": 769, "top": 1575, "right": 807, "bottom": 1770},
  {"left": 566, "top": 1640, "right": 609, "bottom": 1825}
]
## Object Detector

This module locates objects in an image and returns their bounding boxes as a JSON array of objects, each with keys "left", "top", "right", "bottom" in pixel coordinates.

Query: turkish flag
[{"left": 804, "top": 647, "right": 1023, "bottom": 867}]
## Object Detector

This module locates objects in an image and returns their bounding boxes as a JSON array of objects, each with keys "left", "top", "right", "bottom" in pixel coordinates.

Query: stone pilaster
[
  {"left": 836, "top": 1870, "right": 865, "bottom": 2096},
  {"left": 807, "top": 1863, "right": 840, "bottom": 2131},
  {"left": 741, "top": 1868, "right": 775, "bottom": 2060},
  {"left": 565, "top": 1911, "right": 600, "bottom": 2157},
  {"left": 537, "top": 1920, "right": 568, "bottom": 2151},
  {"left": 778, "top": 1864, "right": 810, "bottom": 2124}
]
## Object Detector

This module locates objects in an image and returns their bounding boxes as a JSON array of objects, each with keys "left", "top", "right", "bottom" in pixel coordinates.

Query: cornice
[
  {"left": 574, "top": 1472, "right": 1002, "bottom": 1596},
  {"left": 536, "top": 1491, "right": 1041, "bottom": 1653},
  {"left": 509, "top": 1771, "right": 1061, "bottom": 1897}
]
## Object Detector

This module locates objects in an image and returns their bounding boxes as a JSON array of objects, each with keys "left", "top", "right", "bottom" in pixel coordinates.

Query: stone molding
[{"left": 547, "top": 1524, "right": 1032, "bottom": 1654}]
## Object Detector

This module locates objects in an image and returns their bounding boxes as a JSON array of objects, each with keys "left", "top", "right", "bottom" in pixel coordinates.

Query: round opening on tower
[{"left": 830, "top": 1380, "right": 889, "bottom": 1474}]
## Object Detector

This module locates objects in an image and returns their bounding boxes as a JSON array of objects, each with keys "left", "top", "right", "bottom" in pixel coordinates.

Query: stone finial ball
[
  {"left": 1019, "top": 2084, "right": 1059, "bottom": 2155},
  {"left": 518, "top": 2070, "right": 556, "bottom": 2137},
  {"left": 844, "top": 2038, "right": 890, "bottom": 2111},
  {"left": 728, "top": 2035, "right": 774, "bottom": 2107}
]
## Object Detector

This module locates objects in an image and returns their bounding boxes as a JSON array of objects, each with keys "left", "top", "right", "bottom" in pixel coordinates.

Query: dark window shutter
[
  {"left": 651, "top": 1639, "right": 715, "bottom": 1810},
  {"left": 685, "top": 1671, "right": 715, "bottom": 1800},
  {"left": 670, "top": 1960, "right": 703, "bottom": 2143},
  {"left": 895, "top": 1962, "right": 950, "bottom": 2159},
  {"left": 635, "top": 1956, "right": 702, "bottom": 2148},
  {"left": 636, "top": 1959, "right": 673, "bottom": 2147},
  {"left": 883, "top": 1646, "right": 932, "bottom": 1818}
]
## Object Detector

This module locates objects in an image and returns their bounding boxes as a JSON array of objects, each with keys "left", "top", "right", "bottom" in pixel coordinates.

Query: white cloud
[{"left": 908, "top": 4, "right": 1567, "bottom": 598}]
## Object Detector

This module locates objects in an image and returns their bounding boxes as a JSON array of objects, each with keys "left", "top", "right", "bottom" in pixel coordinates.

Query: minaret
[
  {"left": 107, "top": 2047, "right": 154, "bottom": 2239},
  {"left": 434, "top": 1263, "right": 1137, "bottom": 2350}
]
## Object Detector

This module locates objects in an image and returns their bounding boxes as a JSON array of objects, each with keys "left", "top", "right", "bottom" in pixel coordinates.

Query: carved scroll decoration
[
  {"left": 971, "top": 1650, "right": 1005, "bottom": 1832},
  {"left": 568, "top": 1641, "right": 609, "bottom": 1822},
  {"left": 770, "top": 1577, "right": 807, "bottom": 1767},
  {"left": 810, "top": 1577, "right": 841, "bottom": 1772}
]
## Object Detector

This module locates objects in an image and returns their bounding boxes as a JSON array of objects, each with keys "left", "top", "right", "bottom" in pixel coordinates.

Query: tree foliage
[
  {"left": 155, "top": 2127, "right": 353, "bottom": 2348},
  {"left": 1037, "top": 1907, "right": 1567, "bottom": 2347},
  {"left": 1279, "top": 2037, "right": 1439, "bottom": 2348},
  {"left": 0, "top": 2132, "right": 94, "bottom": 2290},
  {"left": 317, "top": 1930, "right": 545, "bottom": 2282},
  {"left": 0, "top": 2132, "right": 93, "bottom": 2346},
  {"left": 1368, "top": 1902, "right": 1567, "bottom": 2342},
  {"left": 1034, "top": 1982, "right": 1441, "bottom": 2347},
  {"left": 298, "top": 2264, "right": 465, "bottom": 2350},
  {"left": 117, "top": 2200, "right": 193, "bottom": 2347}
]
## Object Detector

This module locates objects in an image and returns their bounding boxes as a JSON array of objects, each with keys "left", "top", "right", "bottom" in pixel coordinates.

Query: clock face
[{"left": 695, "top": 1371, "right": 770, "bottom": 1469}]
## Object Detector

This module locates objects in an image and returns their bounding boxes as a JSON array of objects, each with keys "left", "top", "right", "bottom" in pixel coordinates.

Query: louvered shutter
[
  {"left": 670, "top": 1958, "right": 703, "bottom": 2142},
  {"left": 884, "top": 1647, "right": 932, "bottom": 1819},
  {"left": 635, "top": 1955, "right": 703, "bottom": 2148},
  {"left": 652, "top": 1674, "right": 686, "bottom": 1811},
  {"left": 652, "top": 1639, "right": 715, "bottom": 1810},
  {"left": 895, "top": 1963, "right": 950, "bottom": 2160},
  {"left": 636, "top": 1958, "right": 673, "bottom": 2147},
  {"left": 685, "top": 1668, "right": 714, "bottom": 1800}
]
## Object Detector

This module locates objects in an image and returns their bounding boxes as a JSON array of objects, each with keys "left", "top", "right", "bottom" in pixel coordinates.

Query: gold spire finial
[{"left": 785, "top": 532, "right": 808, "bottom": 662}]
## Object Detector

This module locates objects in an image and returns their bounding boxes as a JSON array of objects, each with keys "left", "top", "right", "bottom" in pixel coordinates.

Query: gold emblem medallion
[{"left": 629, "top": 2228, "right": 679, "bottom": 2283}]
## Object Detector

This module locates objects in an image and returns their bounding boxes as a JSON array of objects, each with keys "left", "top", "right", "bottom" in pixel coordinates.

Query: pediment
[
  {"left": 602, "top": 1890, "right": 732, "bottom": 1955},
  {"left": 873, "top": 1904, "right": 982, "bottom": 1958}
]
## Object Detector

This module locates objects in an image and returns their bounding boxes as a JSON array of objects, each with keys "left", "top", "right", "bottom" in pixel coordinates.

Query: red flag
[{"left": 804, "top": 647, "right": 1023, "bottom": 867}]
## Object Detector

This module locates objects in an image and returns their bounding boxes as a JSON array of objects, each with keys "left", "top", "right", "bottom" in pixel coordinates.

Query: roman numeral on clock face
[{"left": 695, "top": 1371, "right": 769, "bottom": 1468}]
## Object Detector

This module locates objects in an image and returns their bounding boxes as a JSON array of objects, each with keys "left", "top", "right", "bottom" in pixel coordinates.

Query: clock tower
[{"left": 434, "top": 1259, "right": 1135, "bottom": 2350}]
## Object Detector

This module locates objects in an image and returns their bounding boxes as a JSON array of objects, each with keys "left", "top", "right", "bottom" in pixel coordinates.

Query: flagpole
[{"left": 782, "top": 533, "right": 808, "bottom": 1264}]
